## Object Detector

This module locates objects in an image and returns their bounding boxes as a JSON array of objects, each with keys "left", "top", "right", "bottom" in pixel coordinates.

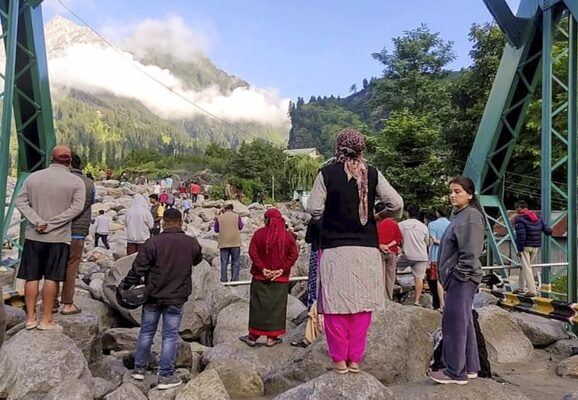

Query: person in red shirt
[
  {"left": 159, "top": 190, "right": 168, "bottom": 206},
  {"left": 190, "top": 182, "right": 201, "bottom": 203},
  {"left": 375, "top": 202, "right": 403, "bottom": 301},
  {"left": 239, "top": 208, "right": 298, "bottom": 348}
]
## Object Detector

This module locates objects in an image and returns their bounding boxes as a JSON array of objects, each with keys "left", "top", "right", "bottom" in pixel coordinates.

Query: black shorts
[{"left": 17, "top": 240, "right": 69, "bottom": 282}]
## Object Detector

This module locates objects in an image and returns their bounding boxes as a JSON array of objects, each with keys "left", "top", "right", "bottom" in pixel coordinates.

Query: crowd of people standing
[{"left": 0, "top": 130, "right": 554, "bottom": 391}]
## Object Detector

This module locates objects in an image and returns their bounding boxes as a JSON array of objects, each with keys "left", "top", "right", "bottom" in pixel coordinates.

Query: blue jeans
[
  {"left": 134, "top": 304, "right": 183, "bottom": 377},
  {"left": 220, "top": 247, "right": 240, "bottom": 282}
]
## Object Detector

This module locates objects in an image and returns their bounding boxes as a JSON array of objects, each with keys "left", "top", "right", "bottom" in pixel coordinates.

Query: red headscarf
[{"left": 264, "top": 208, "right": 286, "bottom": 257}]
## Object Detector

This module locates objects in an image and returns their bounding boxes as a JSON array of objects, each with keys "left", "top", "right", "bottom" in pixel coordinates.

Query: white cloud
[
  {"left": 48, "top": 43, "right": 290, "bottom": 127},
  {"left": 118, "top": 15, "right": 215, "bottom": 62}
]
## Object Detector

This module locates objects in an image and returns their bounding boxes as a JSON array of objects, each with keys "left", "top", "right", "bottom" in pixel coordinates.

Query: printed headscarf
[
  {"left": 264, "top": 208, "right": 287, "bottom": 257},
  {"left": 334, "top": 128, "right": 369, "bottom": 225}
]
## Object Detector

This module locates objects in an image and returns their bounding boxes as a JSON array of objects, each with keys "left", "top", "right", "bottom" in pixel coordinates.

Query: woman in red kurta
[{"left": 239, "top": 208, "right": 298, "bottom": 347}]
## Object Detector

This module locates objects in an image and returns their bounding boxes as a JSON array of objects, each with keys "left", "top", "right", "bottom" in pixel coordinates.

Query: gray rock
[
  {"left": 181, "top": 261, "right": 242, "bottom": 342},
  {"left": 104, "top": 383, "right": 147, "bottom": 400},
  {"left": 122, "top": 371, "right": 158, "bottom": 395},
  {"left": 90, "top": 355, "right": 128, "bottom": 387},
  {"left": 273, "top": 371, "right": 394, "bottom": 400},
  {"left": 546, "top": 338, "right": 578, "bottom": 358},
  {"left": 74, "top": 295, "right": 122, "bottom": 331},
  {"left": 473, "top": 291, "right": 499, "bottom": 308},
  {"left": 44, "top": 378, "right": 93, "bottom": 400},
  {"left": 206, "top": 360, "right": 264, "bottom": 398},
  {"left": 175, "top": 369, "right": 230, "bottom": 400},
  {"left": 558, "top": 355, "right": 578, "bottom": 378},
  {"left": 102, "top": 253, "right": 142, "bottom": 325},
  {"left": 513, "top": 312, "right": 570, "bottom": 347},
  {"left": 53, "top": 307, "right": 102, "bottom": 364},
  {"left": 102, "top": 180, "right": 121, "bottom": 189},
  {"left": 148, "top": 387, "right": 181, "bottom": 400},
  {"left": 88, "top": 377, "right": 117, "bottom": 400},
  {"left": 4, "top": 304, "right": 25, "bottom": 330},
  {"left": 0, "top": 330, "right": 91, "bottom": 399},
  {"left": 102, "top": 327, "right": 192, "bottom": 368},
  {"left": 213, "top": 296, "right": 305, "bottom": 346},
  {"left": 563, "top": 392, "right": 578, "bottom": 400},
  {"left": 476, "top": 306, "right": 533, "bottom": 362},
  {"left": 264, "top": 300, "right": 433, "bottom": 395},
  {"left": 197, "top": 239, "right": 219, "bottom": 262},
  {"left": 89, "top": 277, "right": 105, "bottom": 300},
  {"left": 80, "top": 261, "right": 102, "bottom": 276},
  {"left": 390, "top": 378, "right": 531, "bottom": 399},
  {"left": 0, "top": 267, "right": 15, "bottom": 287},
  {"left": 203, "top": 340, "right": 297, "bottom": 377}
]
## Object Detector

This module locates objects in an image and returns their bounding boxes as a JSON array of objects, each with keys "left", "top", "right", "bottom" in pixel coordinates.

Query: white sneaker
[{"left": 467, "top": 372, "right": 478, "bottom": 379}]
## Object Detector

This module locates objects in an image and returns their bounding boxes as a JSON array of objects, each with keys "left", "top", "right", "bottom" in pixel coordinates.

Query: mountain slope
[{"left": 41, "top": 16, "right": 289, "bottom": 167}]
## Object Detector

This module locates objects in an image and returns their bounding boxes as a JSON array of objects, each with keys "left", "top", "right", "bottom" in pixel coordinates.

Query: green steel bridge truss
[
  {"left": 467, "top": 0, "right": 578, "bottom": 303},
  {"left": 0, "top": 0, "right": 54, "bottom": 269}
]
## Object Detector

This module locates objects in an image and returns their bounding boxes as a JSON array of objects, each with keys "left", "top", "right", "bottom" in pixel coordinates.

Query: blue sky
[{"left": 45, "top": 0, "right": 521, "bottom": 100}]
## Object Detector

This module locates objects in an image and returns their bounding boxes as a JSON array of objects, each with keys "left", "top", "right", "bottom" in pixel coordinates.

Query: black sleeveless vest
[{"left": 319, "top": 163, "right": 378, "bottom": 249}]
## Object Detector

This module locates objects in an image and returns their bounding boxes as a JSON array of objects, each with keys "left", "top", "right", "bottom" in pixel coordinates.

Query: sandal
[
  {"left": 239, "top": 335, "right": 256, "bottom": 347},
  {"left": 25, "top": 321, "right": 38, "bottom": 330},
  {"left": 37, "top": 323, "right": 63, "bottom": 331},
  {"left": 290, "top": 340, "right": 309, "bottom": 348},
  {"left": 60, "top": 305, "right": 82, "bottom": 315},
  {"left": 266, "top": 338, "right": 283, "bottom": 347},
  {"left": 348, "top": 364, "right": 360, "bottom": 373},
  {"left": 327, "top": 363, "right": 348, "bottom": 374}
]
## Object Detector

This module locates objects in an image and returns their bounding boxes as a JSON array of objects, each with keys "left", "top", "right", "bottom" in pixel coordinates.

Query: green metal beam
[
  {"left": 483, "top": 0, "right": 531, "bottom": 48},
  {"left": 541, "top": 8, "right": 553, "bottom": 288},
  {"left": 567, "top": 15, "right": 577, "bottom": 304},
  {"left": 0, "top": 0, "right": 20, "bottom": 250}
]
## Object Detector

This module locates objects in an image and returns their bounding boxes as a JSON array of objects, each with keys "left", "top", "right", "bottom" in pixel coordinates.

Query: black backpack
[{"left": 430, "top": 309, "right": 491, "bottom": 378}]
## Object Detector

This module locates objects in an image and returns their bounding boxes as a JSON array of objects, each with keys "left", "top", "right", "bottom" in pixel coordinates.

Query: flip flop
[
  {"left": 266, "top": 338, "right": 283, "bottom": 347},
  {"left": 25, "top": 321, "right": 38, "bottom": 330},
  {"left": 290, "top": 340, "right": 309, "bottom": 348},
  {"left": 60, "top": 305, "right": 82, "bottom": 315},
  {"left": 37, "top": 323, "right": 63, "bottom": 331},
  {"left": 239, "top": 335, "right": 256, "bottom": 347}
]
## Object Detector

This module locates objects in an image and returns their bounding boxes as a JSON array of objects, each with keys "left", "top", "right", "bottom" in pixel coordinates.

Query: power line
[{"left": 54, "top": 0, "right": 250, "bottom": 135}]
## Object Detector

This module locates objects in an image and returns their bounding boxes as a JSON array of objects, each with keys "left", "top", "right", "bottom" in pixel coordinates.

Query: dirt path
[{"left": 492, "top": 349, "right": 577, "bottom": 399}]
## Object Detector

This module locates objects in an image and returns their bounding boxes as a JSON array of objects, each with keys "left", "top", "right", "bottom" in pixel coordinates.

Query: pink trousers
[{"left": 324, "top": 312, "right": 372, "bottom": 363}]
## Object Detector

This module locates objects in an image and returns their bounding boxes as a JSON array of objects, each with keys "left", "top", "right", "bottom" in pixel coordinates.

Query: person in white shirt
[
  {"left": 153, "top": 182, "right": 161, "bottom": 195},
  {"left": 398, "top": 205, "right": 430, "bottom": 306},
  {"left": 94, "top": 210, "right": 111, "bottom": 250}
]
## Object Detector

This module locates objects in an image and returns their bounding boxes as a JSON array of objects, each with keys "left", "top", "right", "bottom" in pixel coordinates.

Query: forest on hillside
[{"left": 287, "top": 23, "right": 568, "bottom": 211}]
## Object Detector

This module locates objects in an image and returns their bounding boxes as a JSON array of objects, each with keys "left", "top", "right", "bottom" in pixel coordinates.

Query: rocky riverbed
[{"left": 1, "top": 180, "right": 577, "bottom": 399}]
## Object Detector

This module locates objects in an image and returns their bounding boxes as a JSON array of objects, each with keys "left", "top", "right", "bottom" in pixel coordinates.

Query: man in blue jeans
[
  {"left": 213, "top": 203, "right": 243, "bottom": 282},
  {"left": 122, "top": 208, "right": 203, "bottom": 390}
]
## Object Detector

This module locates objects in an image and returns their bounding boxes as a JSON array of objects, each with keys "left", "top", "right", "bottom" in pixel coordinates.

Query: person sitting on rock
[
  {"left": 123, "top": 208, "right": 203, "bottom": 390},
  {"left": 239, "top": 208, "right": 298, "bottom": 348}
]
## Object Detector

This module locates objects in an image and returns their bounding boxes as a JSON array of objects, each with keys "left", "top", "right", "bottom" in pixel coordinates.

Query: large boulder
[
  {"left": 104, "top": 383, "right": 147, "bottom": 400},
  {"left": 212, "top": 296, "right": 306, "bottom": 346},
  {"left": 53, "top": 308, "right": 102, "bottom": 364},
  {"left": 390, "top": 378, "right": 531, "bottom": 399},
  {"left": 44, "top": 379, "right": 93, "bottom": 400},
  {"left": 180, "top": 261, "right": 242, "bottom": 342},
  {"left": 102, "top": 180, "right": 121, "bottom": 189},
  {"left": 558, "top": 355, "right": 578, "bottom": 378},
  {"left": 546, "top": 338, "right": 578, "bottom": 358},
  {"left": 273, "top": 371, "right": 394, "bottom": 400},
  {"left": 264, "top": 300, "right": 433, "bottom": 395},
  {"left": 0, "top": 330, "right": 91, "bottom": 399},
  {"left": 230, "top": 200, "right": 250, "bottom": 217},
  {"left": 206, "top": 360, "right": 264, "bottom": 398},
  {"left": 473, "top": 291, "right": 499, "bottom": 308},
  {"left": 87, "top": 377, "right": 116, "bottom": 400},
  {"left": 513, "top": 312, "right": 570, "bottom": 347},
  {"left": 175, "top": 369, "right": 230, "bottom": 400},
  {"left": 90, "top": 355, "right": 128, "bottom": 387},
  {"left": 202, "top": 340, "right": 297, "bottom": 377},
  {"left": 476, "top": 306, "right": 533, "bottom": 363},
  {"left": 3, "top": 304, "right": 25, "bottom": 330},
  {"left": 102, "top": 253, "right": 141, "bottom": 325}
]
